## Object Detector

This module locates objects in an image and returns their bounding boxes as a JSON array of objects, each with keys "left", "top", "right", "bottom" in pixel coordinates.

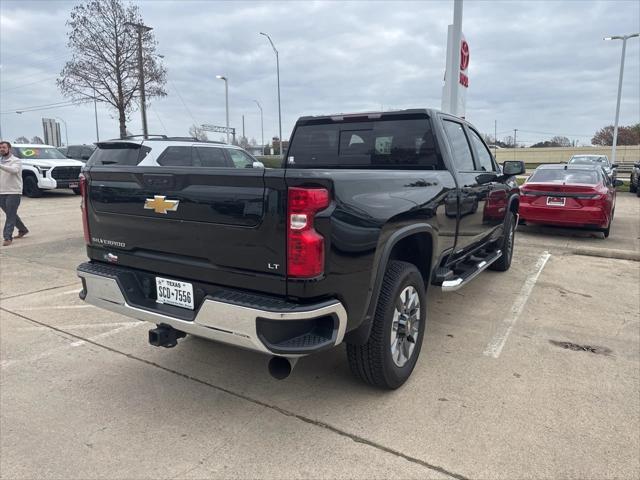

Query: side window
[
  {"left": 67, "top": 146, "right": 79, "bottom": 158},
  {"left": 339, "top": 130, "right": 373, "bottom": 156},
  {"left": 468, "top": 129, "right": 496, "bottom": 172},
  {"left": 193, "top": 147, "right": 230, "bottom": 167},
  {"left": 156, "top": 146, "right": 193, "bottom": 167},
  {"left": 443, "top": 120, "right": 474, "bottom": 171},
  {"left": 227, "top": 149, "right": 255, "bottom": 168}
]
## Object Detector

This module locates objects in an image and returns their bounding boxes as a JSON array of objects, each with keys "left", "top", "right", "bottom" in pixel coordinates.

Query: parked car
[
  {"left": 59, "top": 144, "right": 96, "bottom": 162},
  {"left": 76, "top": 111, "right": 525, "bottom": 389},
  {"left": 568, "top": 154, "right": 617, "bottom": 181},
  {"left": 629, "top": 162, "right": 640, "bottom": 197},
  {"left": 520, "top": 164, "right": 622, "bottom": 238},
  {"left": 12, "top": 144, "right": 84, "bottom": 197}
]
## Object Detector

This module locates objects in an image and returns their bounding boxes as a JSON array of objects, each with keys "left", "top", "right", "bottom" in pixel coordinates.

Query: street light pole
[
  {"left": 125, "top": 22, "right": 153, "bottom": 139},
  {"left": 54, "top": 117, "right": 68, "bottom": 146},
  {"left": 254, "top": 100, "right": 264, "bottom": 155},
  {"left": 216, "top": 75, "right": 229, "bottom": 144},
  {"left": 260, "top": 32, "right": 282, "bottom": 157},
  {"left": 604, "top": 33, "right": 639, "bottom": 165}
]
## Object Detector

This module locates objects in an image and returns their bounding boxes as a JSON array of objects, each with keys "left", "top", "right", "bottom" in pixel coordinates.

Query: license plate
[
  {"left": 546, "top": 196, "right": 565, "bottom": 206},
  {"left": 69, "top": 182, "right": 79, "bottom": 188},
  {"left": 156, "top": 277, "right": 194, "bottom": 310}
]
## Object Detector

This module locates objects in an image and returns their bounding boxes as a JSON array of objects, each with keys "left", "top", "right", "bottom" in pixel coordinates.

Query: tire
[
  {"left": 630, "top": 182, "right": 637, "bottom": 193},
  {"left": 72, "top": 188, "right": 81, "bottom": 195},
  {"left": 637, "top": 188, "right": 640, "bottom": 198},
  {"left": 489, "top": 211, "right": 516, "bottom": 272},
  {"left": 346, "top": 260, "right": 426, "bottom": 389},
  {"left": 22, "top": 175, "right": 43, "bottom": 198},
  {"left": 600, "top": 220, "right": 611, "bottom": 239}
]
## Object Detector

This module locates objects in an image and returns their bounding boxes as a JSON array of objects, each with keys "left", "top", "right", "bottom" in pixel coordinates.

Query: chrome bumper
[{"left": 77, "top": 266, "right": 347, "bottom": 357}]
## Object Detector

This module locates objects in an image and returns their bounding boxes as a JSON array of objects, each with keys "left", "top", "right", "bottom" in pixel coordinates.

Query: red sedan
[{"left": 519, "top": 164, "right": 621, "bottom": 238}]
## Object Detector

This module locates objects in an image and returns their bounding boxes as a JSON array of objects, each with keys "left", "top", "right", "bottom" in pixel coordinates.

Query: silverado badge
[{"left": 144, "top": 195, "right": 180, "bottom": 214}]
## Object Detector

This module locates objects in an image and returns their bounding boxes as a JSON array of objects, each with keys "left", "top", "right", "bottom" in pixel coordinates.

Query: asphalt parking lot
[{"left": 1, "top": 191, "right": 639, "bottom": 480}]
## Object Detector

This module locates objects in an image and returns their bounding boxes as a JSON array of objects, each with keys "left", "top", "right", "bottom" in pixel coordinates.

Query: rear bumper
[
  {"left": 77, "top": 262, "right": 347, "bottom": 357},
  {"left": 519, "top": 204, "right": 608, "bottom": 228}
]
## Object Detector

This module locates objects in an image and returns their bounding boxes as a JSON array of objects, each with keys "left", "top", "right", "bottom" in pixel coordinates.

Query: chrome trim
[
  {"left": 442, "top": 249, "right": 502, "bottom": 292},
  {"left": 78, "top": 270, "right": 347, "bottom": 358}
]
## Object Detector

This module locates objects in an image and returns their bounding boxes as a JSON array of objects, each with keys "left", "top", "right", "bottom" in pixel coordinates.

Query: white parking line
[
  {"left": 0, "top": 322, "right": 143, "bottom": 370},
  {"left": 18, "top": 321, "right": 138, "bottom": 332},
  {"left": 483, "top": 251, "right": 551, "bottom": 359},
  {"left": 14, "top": 305, "right": 92, "bottom": 311}
]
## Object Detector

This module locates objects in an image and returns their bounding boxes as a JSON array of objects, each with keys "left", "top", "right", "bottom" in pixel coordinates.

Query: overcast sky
[{"left": 1, "top": 0, "right": 639, "bottom": 147}]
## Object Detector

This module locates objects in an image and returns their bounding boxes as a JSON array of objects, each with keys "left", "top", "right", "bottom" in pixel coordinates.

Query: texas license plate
[
  {"left": 156, "top": 277, "right": 194, "bottom": 310},
  {"left": 69, "top": 182, "right": 79, "bottom": 188},
  {"left": 546, "top": 196, "right": 565, "bottom": 206}
]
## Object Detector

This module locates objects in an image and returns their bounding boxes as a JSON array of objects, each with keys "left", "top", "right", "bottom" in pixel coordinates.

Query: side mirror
[
  {"left": 502, "top": 160, "right": 525, "bottom": 176},
  {"left": 614, "top": 179, "right": 624, "bottom": 187},
  {"left": 611, "top": 163, "right": 619, "bottom": 169},
  {"left": 252, "top": 161, "right": 265, "bottom": 169}
]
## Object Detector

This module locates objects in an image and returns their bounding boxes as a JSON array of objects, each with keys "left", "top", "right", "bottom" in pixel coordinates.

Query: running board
[{"left": 441, "top": 249, "right": 502, "bottom": 292}]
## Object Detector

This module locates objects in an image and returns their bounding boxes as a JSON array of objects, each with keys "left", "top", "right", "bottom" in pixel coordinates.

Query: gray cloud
[{"left": 1, "top": 0, "right": 638, "bottom": 146}]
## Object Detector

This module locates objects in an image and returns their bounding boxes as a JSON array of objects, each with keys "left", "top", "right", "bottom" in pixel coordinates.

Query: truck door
[{"left": 442, "top": 119, "right": 501, "bottom": 254}]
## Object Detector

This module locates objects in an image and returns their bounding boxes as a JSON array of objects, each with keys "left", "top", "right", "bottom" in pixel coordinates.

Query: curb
[{"left": 570, "top": 246, "right": 640, "bottom": 262}]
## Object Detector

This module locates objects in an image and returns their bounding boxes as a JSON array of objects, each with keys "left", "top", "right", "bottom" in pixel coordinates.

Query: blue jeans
[{"left": 0, "top": 194, "right": 28, "bottom": 241}]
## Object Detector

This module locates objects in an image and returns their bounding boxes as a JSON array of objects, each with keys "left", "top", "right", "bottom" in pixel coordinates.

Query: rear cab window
[{"left": 287, "top": 114, "right": 445, "bottom": 169}]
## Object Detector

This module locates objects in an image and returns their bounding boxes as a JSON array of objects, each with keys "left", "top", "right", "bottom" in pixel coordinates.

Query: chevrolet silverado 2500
[{"left": 77, "top": 110, "right": 525, "bottom": 389}]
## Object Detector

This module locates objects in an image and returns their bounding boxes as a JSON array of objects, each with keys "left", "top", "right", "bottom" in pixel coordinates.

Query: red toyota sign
[{"left": 460, "top": 40, "right": 469, "bottom": 71}]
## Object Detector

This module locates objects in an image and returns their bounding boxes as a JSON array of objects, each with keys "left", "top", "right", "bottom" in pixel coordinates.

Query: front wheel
[
  {"left": 346, "top": 260, "right": 426, "bottom": 389},
  {"left": 22, "top": 175, "right": 43, "bottom": 198},
  {"left": 489, "top": 211, "right": 516, "bottom": 271}
]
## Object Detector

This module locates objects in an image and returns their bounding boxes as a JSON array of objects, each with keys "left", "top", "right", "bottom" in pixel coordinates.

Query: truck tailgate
[{"left": 85, "top": 166, "right": 287, "bottom": 295}]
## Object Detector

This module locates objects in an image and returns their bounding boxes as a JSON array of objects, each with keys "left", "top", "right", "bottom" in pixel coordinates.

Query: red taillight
[
  {"left": 287, "top": 187, "right": 330, "bottom": 278},
  {"left": 79, "top": 174, "right": 91, "bottom": 245}
]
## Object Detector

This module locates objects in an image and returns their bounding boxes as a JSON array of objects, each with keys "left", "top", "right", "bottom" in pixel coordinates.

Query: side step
[{"left": 441, "top": 249, "right": 502, "bottom": 292}]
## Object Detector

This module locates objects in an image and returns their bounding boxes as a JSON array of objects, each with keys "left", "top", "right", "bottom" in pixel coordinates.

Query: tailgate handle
[{"left": 143, "top": 174, "right": 175, "bottom": 189}]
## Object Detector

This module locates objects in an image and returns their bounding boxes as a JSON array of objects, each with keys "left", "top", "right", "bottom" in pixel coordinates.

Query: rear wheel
[
  {"left": 346, "top": 260, "right": 426, "bottom": 389},
  {"left": 72, "top": 188, "right": 81, "bottom": 195},
  {"left": 22, "top": 175, "right": 43, "bottom": 198},
  {"left": 489, "top": 211, "right": 516, "bottom": 271}
]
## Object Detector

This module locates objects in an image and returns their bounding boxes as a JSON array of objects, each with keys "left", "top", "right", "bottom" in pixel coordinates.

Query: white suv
[
  {"left": 13, "top": 144, "right": 85, "bottom": 197},
  {"left": 88, "top": 136, "right": 264, "bottom": 169}
]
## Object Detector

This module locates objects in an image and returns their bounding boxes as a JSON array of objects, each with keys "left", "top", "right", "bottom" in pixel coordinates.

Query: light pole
[
  {"left": 125, "top": 22, "right": 153, "bottom": 139},
  {"left": 54, "top": 117, "right": 68, "bottom": 146},
  {"left": 254, "top": 100, "right": 264, "bottom": 155},
  {"left": 216, "top": 75, "right": 229, "bottom": 144},
  {"left": 604, "top": 33, "right": 639, "bottom": 165},
  {"left": 260, "top": 32, "right": 282, "bottom": 157}
]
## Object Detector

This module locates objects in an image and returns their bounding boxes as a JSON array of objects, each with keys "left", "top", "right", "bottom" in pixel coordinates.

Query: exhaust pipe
[
  {"left": 268, "top": 356, "right": 298, "bottom": 380},
  {"left": 148, "top": 324, "right": 186, "bottom": 348}
]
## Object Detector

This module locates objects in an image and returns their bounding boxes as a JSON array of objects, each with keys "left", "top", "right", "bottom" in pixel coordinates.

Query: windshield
[
  {"left": 569, "top": 156, "right": 608, "bottom": 166},
  {"left": 14, "top": 147, "right": 67, "bottom": 160},
  {"left": 529, "top": 168, "right": 601, "bottom": 185}
]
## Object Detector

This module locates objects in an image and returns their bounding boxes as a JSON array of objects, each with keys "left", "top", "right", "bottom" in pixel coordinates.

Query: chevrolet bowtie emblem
[{"left": 144, "top": 195, "right": 180, "bottom": 214}]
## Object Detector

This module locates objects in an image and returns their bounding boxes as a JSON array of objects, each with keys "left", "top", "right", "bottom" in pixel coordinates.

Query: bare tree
[
  {"left": 14, "top": 136, "right": 30, "bottom": 144},
  {"left": 188, "top": 124, "right": 208, "bottom": 141},
  {"left": 57, "top": 0, "right": 167, "bottom": 138},
  {"left": 31, "top": 136, "right": 44, "bottom": 144}
]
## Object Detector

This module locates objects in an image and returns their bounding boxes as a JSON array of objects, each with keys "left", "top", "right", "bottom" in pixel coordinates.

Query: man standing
[{"left": 0, "top": 141, "right": 29, "bottom": 246}]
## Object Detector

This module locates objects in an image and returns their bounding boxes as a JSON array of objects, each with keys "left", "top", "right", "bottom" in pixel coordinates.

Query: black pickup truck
[{"left": 77, "top": 109, "right": 524, "bottom": 389}]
